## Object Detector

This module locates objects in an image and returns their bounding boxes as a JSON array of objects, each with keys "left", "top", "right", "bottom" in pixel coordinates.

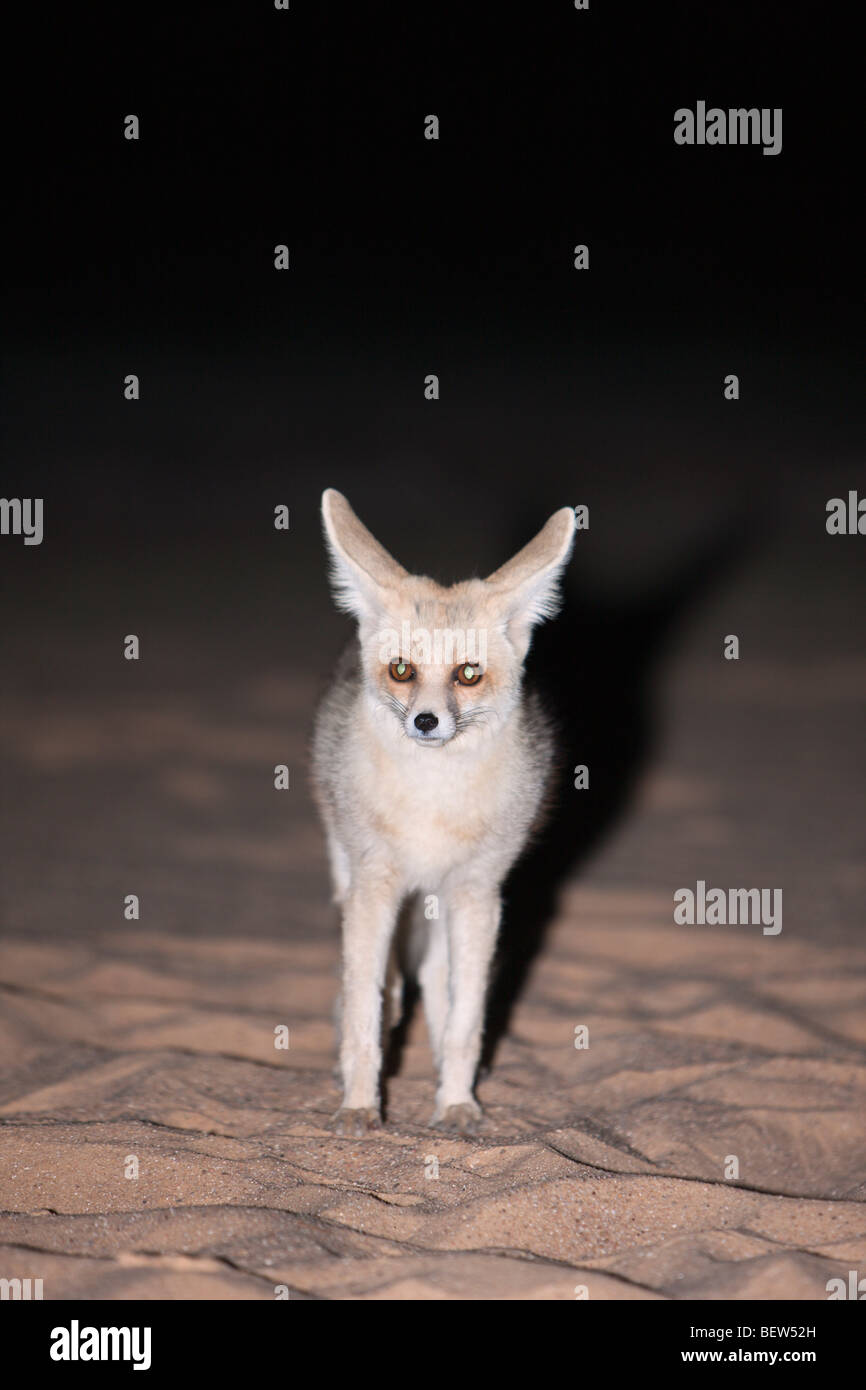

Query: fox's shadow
[{"left": 480, "top": 510, "right": 754, "bottom": 1072}]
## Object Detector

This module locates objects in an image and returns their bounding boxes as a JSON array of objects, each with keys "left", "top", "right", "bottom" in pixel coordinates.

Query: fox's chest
[{"left": 364, "top": 751, "right": 497, "bottom": 878}]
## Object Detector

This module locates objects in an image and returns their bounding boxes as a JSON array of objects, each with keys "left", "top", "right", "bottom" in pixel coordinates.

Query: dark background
[
  {"left": 5, "top": 1, "right": 861, "bottom": 538},
  {"left": 1, "top": 1, "right": 863, "bottom": 963}
]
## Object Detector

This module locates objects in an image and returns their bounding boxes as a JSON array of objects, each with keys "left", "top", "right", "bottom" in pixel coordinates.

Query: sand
[{"left": 1, "top": 530, "right": 864, "bottom": 1300}]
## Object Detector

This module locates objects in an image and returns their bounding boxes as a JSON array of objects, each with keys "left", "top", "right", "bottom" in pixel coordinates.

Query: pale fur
[{"left": 311, "top": 489, "right": 576, "bottom": 1134}]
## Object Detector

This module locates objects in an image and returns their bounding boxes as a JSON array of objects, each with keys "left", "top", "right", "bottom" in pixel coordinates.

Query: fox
[{"left": 311, "top": 489, "right": 576, "bottom": 1135}]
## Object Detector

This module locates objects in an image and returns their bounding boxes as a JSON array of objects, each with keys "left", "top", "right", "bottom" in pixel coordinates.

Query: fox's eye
[
  {"left": 455, "top": 664, "right": 483, "bottom": 686},
  {"left": 389, "top": 660, "right": 416, "bottom": 682}
]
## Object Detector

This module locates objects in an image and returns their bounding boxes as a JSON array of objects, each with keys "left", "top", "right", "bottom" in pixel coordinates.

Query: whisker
[{"left": 454, "top": 706, "right": 498, "bottom": 734}]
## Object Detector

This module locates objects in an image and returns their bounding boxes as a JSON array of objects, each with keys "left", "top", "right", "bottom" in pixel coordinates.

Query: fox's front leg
[
  {"left": 331, "top": 867, "right": 401, "bottom": 1135},
  {"left": 434, "top": 886, "right": 501, "bottom": 1133}
]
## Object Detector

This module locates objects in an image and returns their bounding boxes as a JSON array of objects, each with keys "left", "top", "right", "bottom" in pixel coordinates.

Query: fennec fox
[{"left": 312, "top": 489, "right": 576, "bottom": 1134}]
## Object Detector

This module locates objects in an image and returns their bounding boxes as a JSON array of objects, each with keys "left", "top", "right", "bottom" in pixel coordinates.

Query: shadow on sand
[{"left": 481, "top": 505, "right": 756, "bottom": 1072}]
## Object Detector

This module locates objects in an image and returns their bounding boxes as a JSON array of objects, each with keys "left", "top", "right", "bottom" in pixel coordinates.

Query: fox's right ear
[
  {"left": 321, "top": 489, "right": 408, "bottom": 621},
  {"left": 485, "top": 506, "right": 576, "bottom": 659}
]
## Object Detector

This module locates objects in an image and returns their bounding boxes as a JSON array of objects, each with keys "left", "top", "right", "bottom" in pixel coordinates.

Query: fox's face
[
  {"left": 360, "top": 584, "right": 524, "bottom": 748},
  {"left": 321, "top": 490, "right": 576, "bottom": 751}
]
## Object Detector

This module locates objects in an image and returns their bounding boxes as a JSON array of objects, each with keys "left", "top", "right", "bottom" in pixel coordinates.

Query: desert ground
[{"left": 1, "top": 463, "right": 864, "bottom": 1301}]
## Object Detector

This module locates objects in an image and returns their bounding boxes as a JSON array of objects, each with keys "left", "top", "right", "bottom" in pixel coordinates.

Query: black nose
[{"left": 414, "top": 712, "right": 439, "bottom": 733}]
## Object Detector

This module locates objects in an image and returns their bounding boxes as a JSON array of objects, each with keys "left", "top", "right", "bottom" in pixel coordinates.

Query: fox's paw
[
  {"left": 435, "top": 1100, "right": 482, "bottom": 1134},
  {"left": 330, "top": 1106, "right": 382, "bottom": 1137}
]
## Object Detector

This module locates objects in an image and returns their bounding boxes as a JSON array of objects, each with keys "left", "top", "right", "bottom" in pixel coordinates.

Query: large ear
[
  {"left": 321, "top": 489, "right": 409, "bottom": 621},
  {"left": 485, "top": 506, "right": 576, "bottom": 657}
]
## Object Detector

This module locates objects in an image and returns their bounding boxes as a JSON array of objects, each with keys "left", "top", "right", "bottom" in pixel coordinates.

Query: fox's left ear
[{"left": 485, "top": 507, "right": 576, "bottom": 658}]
